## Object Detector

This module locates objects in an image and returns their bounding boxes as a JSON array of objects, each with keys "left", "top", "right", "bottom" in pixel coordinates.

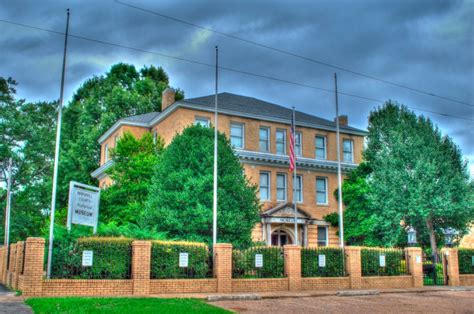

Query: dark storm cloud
[{"left": 1, "top": 0, "right": 473, "bottom": 174}]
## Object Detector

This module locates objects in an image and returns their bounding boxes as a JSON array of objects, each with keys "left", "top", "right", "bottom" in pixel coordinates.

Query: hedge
[
  {"left": 458, "top": 248, "right": 474, "bottom": 274},
  {"left": 232, "top": 246, "right": 284, "bottom": 278},
  {"left": 51, "top": 237, "right": 132, "bottom": 279},
  {"left": 150, "top": 240, "right": 211, "bottom": 279},
  {"left": 301, "top": 247, "right": 345, "bottom": 277},
  {"left": 361, "top": 248, "right": 407, "bottom": 276}
]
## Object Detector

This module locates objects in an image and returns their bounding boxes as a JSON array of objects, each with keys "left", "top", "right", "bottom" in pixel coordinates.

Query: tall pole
[
  {"left": 334, "top": 73, "right": 344, "bottom": 248},
  {"left": 4, "top": 158, "right": 13, "bottom": 268},
  {"left": 47, "top": 9, "right": 70, "bottom": 279},
  {"left": 292, "top": 107, "right": 298, "bottom": 245},
  {"left": 212, "top": 46, "right": 219, "bottom": 245}
]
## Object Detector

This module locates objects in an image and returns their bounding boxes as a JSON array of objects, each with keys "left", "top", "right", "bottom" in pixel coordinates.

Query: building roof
[{"left": 121, "top": 111, "right": 160, "bottom": 124}]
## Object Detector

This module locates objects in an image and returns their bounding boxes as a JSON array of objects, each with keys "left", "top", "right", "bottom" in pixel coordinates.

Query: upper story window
[
  {"left": 259, "top": 172, "right": 270, "bottom": 201},
  {"left": 343, "top": 139, "right": 354, "bottom": 162},
  {"left": 153, "top": 130, "right": 158, "bottom": 144},
  {"left": 104, "top": 143, "right": 110, "bottom": 161},
  {"left": 315, "top": 136, "right": 326, "bottom": 159},
  {"left": 294, "top": 175, "right": 303, "bottom": 203},
  {"left": 230, "top": 123, "right": 244, "bottom": 149},
  {"left": 276, "top": 129, "right": 286, "bottom": 155},
  {"left": 276, "top": 173, "right": 287, "bottom": 202},
  {"left": 114, "top": 135, "right": 120, "bottom": 147},
  {"left": 259, "top": 127, "right": 270, "bottom": 152},
  {"left": 316, "top": 177, "right": 328, "bottom": 205},
  {"left": 195, "top": 117, "right": 210, "bottom": 127},
  {"left": 295, "top": 132, "right": 302, "bottom": 156},
  {"left": 317, "top": 226, "right": 328, "bottom": 246}
]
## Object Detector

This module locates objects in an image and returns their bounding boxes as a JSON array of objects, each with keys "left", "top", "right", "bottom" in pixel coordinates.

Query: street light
[
  {"left": 443, "top": 228, "right": 457, "bottom": 248},
  {"left": 407, "top": 226, "right": 417, "bottom": 246}
]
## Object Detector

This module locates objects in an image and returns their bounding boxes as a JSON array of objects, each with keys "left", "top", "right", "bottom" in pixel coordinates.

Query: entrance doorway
[{"left": 271, "top": 229, "right": 292, "bottom": 246}]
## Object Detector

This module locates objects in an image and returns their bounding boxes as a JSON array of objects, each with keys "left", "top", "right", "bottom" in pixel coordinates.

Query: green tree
[
  {"left": 100, "top": 132, "right": 163, "bottom": 225},
  {"left": 143, "top": 125, "right": 260, "bottom": 248}
]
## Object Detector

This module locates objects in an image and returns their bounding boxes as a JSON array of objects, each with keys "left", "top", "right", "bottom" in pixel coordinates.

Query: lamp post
[
  {"left": 443, "top": 227, "right": 456, "bottom": 248},
  {"left": 407, "top": 226, "right": 417, "bottom": 247}
]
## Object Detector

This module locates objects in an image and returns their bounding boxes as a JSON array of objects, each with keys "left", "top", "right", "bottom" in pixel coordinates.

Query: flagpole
[
  {"left": 47, "top": 9, "right": 70, "bottom": 279},
  {"left": 212, "top": 46, "right": 219, "bottom": 245},
  {"left": 4, "top": 158, "right": 13, "bottom": 269},
  {"left": 334, "top": 73, "right": 344, "bottom": 248},
  {"left": 292, "top": 107, "right": 298, "bottom": 245}
]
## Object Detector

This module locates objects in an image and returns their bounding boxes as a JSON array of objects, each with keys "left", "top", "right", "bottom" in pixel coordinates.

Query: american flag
[{"left": 289, "top": 108, "right": 296, "bottom": 173}]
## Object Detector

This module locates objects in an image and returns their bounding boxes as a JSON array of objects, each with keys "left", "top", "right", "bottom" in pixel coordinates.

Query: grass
[{"left": 25, "top": 297, "right": 231, "bottom": 314}]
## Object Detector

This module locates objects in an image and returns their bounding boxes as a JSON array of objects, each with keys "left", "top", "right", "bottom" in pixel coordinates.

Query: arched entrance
[{"left": 271, "top": 228, "right": 294, "bottom": 246}]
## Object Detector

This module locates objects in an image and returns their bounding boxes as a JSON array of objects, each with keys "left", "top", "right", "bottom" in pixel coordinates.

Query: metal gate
[{"left": 422, "top": 252, "right": 445, "bottom": 286}]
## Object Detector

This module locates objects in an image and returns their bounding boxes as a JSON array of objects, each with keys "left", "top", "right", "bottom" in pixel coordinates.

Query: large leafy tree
[
  {"left": 343, "top": 101, "right": 473, "bottom": 253},
  {"left": 100, "top": 132, "right": 163, "bottom": 225},
  {"left": 144, "top": 125, "right": 260, "bottom": 248}
]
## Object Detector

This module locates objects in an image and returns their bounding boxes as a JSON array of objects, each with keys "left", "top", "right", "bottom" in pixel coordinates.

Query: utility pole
[
  {"left": 3, "top": 158, "right": 13, "bottom": 269},
  {"left": 334, "top": 73, "right": 344, "bottom": 248},
  {"left": 212, "top": 46, "right": 219, "bottom": 245},
  {"left": 46, "top": 9, "right": 70, "bottom": 279}
]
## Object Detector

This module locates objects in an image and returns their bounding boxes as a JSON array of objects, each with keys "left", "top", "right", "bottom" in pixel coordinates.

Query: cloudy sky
[{"left": 1, "top": 0, "right": 473, "bottom": 175}]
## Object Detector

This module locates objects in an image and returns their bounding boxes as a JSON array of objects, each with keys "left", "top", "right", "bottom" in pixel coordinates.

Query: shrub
[
  {"left": 361, "top": 248, "right": 407, "bottom": 276},
  {"left": 301, "top": 247, "right": 345, "bottom": 277},
  {"left": 458, "top": 248, "right": 474, "bottom": 274},
  {"left": 232, "top": 246, "right": 284, "bottom": 278},
  {"left": 150, "top": 240, "right": 211, "bottom": 279}
]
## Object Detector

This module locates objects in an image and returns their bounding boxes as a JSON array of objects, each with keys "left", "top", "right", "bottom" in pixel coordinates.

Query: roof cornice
[
  {"left": 98, "top": 120, "right": 150, "bottom": 144},
  {"left": 90, "top": 160, "right": 114, "bottom": 179}
]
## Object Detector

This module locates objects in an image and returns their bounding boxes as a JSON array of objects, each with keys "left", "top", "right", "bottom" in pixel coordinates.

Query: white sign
[
  {"left": 318, "top": 254, "right": 326, "bottom": 267},
  {"left": 82, "top": 250, "right": 93, "bottom": 267},
  {"left": 179, "top": 252, "right": 189, "bottom": 268},
  {"left": 255, "top": 254, "right": 263, "bottom": 268},
  {"left": 67, "top": 181, "right": 100, "bottom": 233},
  {"left": 379, "top": 254, "right": 386, "bottom": 267},
  {"left": 416, "top": 255, "right": 422, "bottom": 264}
]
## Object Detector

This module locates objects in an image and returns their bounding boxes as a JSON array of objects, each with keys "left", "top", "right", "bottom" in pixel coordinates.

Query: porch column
[{"left": 266, "top": 223, "right": 272, "bottom": 246}]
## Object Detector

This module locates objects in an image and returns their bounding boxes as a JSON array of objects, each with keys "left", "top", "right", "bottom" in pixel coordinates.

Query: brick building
[{"left": 91, "top": 89, "right": 366, "bottom": 247}]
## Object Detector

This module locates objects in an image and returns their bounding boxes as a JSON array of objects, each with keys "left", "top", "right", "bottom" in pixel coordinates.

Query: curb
[
  {"left": 208, "top": 294, "right": 261, "bottom": 301},
  {"left": 337, "top": 290, "right": 379, "bottom": 297}
]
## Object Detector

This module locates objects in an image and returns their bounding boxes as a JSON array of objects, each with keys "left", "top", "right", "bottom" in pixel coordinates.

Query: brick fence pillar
[
  {"left": 22, "top": 237, "right": 45, "bottom": 297},
  {"left": 13, "top": 241, "right": 24, "bottom": 290},
  {"left": 0, "top": 247, "right": 4, "bottom": 284},
  {"left": 284, "top": 245, "right": 302, "bottom": 291},
  {"left": 441, "top": 248, "right": 460, "bottom": 286},
  {"left": 213, "top": 243, "right": 232, "bottom": 293},
  {"left": 131, "top": 240, "right": 151, "bottom": 296},
  {"left": 405, "top": 247, "right": 423, "bottom": 288},
  {"left": 345, "top": 246, "right": 362, "bottom": 289},
  {"left": 8, "top": 243, "right": 17, "bottom": 288}
]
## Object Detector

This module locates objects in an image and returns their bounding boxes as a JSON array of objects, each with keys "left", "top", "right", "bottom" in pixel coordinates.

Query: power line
[
  {"left": 0, "top": 18, "right": 472, "bottom": 122},
  {"left": 114, "top": 0, "right": 473, "bottom": 108}
]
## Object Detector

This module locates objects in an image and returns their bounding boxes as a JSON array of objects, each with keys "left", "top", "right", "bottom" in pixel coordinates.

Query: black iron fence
[
  {"left": 232, "top": 246, "right": 285, "bottom": 278},
  {"left": 458, "top": 248, "right": 474, "bottom": 275},
  {"left": 361, "top": 248, "right": 407, "bottom": 276},
  {"left": 301, "top": 247, "right": 345, "bottom": 277}
]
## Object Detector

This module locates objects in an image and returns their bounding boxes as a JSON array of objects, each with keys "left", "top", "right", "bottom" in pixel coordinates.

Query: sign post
[{"left": 67, "top": 181, "right": 100, "bottom": 233}]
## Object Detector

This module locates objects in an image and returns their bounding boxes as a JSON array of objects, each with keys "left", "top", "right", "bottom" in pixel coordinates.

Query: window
[
  {"left": 276, "top": 173, "right": 287, "bottom": 201},
  {"left": 195, "top": 117, "right": 210, "bottom": 127},
  {"left": 315, "top": 136, "right": 326, "bottom": 159},
  {"left": 230, "top": 123, "right": 244, "bottom": 149},
  {"left": 114, "top": 135, "right": 119, "bottom": 147},
  {"left": 316, "top": 177, "right": 328, "bottom": 205},
  {"left": 317, "top": 226, "right": 328, "bottom": 246},
  {"left": 294, "top": 175, "right": 303, "bottom": 203},
  {"left": 153, "top": 130, "right": 158, "bottom": 144},
  {"left": 295, "top": 132, "right": 302, "bottom": 156},
  {"left": 259, "top": 172, "right": 270, "bottom": 201},
  {"left": 104, "top": 143, "right": 109, "bottom": 161},
  {"left": 276, "top": 129, "right": 286, "bottom": 155},
  {"left": 343, "top": 139, "right": 354, "bottom": 162},
  {"left": 259, "top": 127, "right": 270, "bottom": 152}
]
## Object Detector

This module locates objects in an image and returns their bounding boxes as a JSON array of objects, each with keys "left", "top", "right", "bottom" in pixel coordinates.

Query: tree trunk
[{"left": 426, "top": 218, "right": 438, "bottom": 263}]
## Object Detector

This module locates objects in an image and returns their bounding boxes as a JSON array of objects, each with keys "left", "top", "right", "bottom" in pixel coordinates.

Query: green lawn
[{"left": 25, "top": 297, "right": 231, "bottom": 314}]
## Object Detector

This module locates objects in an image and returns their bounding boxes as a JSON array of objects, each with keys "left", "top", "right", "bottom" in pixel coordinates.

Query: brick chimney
[
  {"left": 334, "top": 115, "right": 348, "bottom": 126},
  {"left": 161, "top": 88, "right": 176, "bottom": 111}
]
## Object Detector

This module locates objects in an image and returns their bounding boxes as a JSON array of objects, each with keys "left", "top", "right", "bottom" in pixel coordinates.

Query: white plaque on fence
[
  {"left": 179, "top": 252, "right": 189, "bottom": 268},
  {"left": 82, "top": 250, "right": 93, "bottom": 267},
  {"left": 255, "top": 254, "right": 263, "bottom": 268},
  {"left": 379, "top": 254, "right": 386, "bottom": 267},
  {"left": 318, "top": 254, "right": 326, "bottom": 267},
  {"left": 68, "top": 181, "right": 100, "bottom": 232},
  {"left": 416, "top": 255, "right": 422, "bottom": 264}
]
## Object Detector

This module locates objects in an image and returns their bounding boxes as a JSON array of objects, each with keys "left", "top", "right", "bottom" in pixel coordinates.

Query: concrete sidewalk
[{"left": 0, "top": 284, "right": 32, "bottom": 314}]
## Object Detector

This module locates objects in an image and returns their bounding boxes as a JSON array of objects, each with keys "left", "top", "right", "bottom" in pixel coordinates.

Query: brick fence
[{"left": 0, "top": 238, "right": 471, "bottom": 297}]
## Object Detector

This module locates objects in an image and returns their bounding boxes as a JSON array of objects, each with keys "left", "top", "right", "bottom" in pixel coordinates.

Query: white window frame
[
  {"left": 230, "top": 122, "right": 245, "bottom": 149},
  {"left": 259, "top": 171, "right": 271, "bottom": 201},
  {"left": 276, "top": 173, "right": 287, "bottom": 202},
  {"left": 317, "top": 226, "right": 329, "bottom": 246},
  {"left": 316, "top": 177, "right": 328, "bottom": 205},
  {"left": 275, "top": 129, "right": 286, "bottom": 155},
  {"left": 114, "top": 134, "right": 119, "bottom": 147},
  {"left": 343, "top": 139, "right": 354, "bottom": 163},
  {"left": 295, "top": 131, "right": 302, "bottom": 157},
  {"left": 194, "top": 116, "right": 210, "bottom": 127},
  {"left": 153, "top": 130, "right": 158, "bottom": 144},
  {"left": 104, "top": 143, "right": 109, "bottom": 161},
  {"left": 315, "top": 135, "right": 327, "bottom": 160},
  {"left": 259, "top": 127, "right": 270, "bottom": 152},
  {"left": 294, "top": 174, "right": 303, "bottom": 203}
]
